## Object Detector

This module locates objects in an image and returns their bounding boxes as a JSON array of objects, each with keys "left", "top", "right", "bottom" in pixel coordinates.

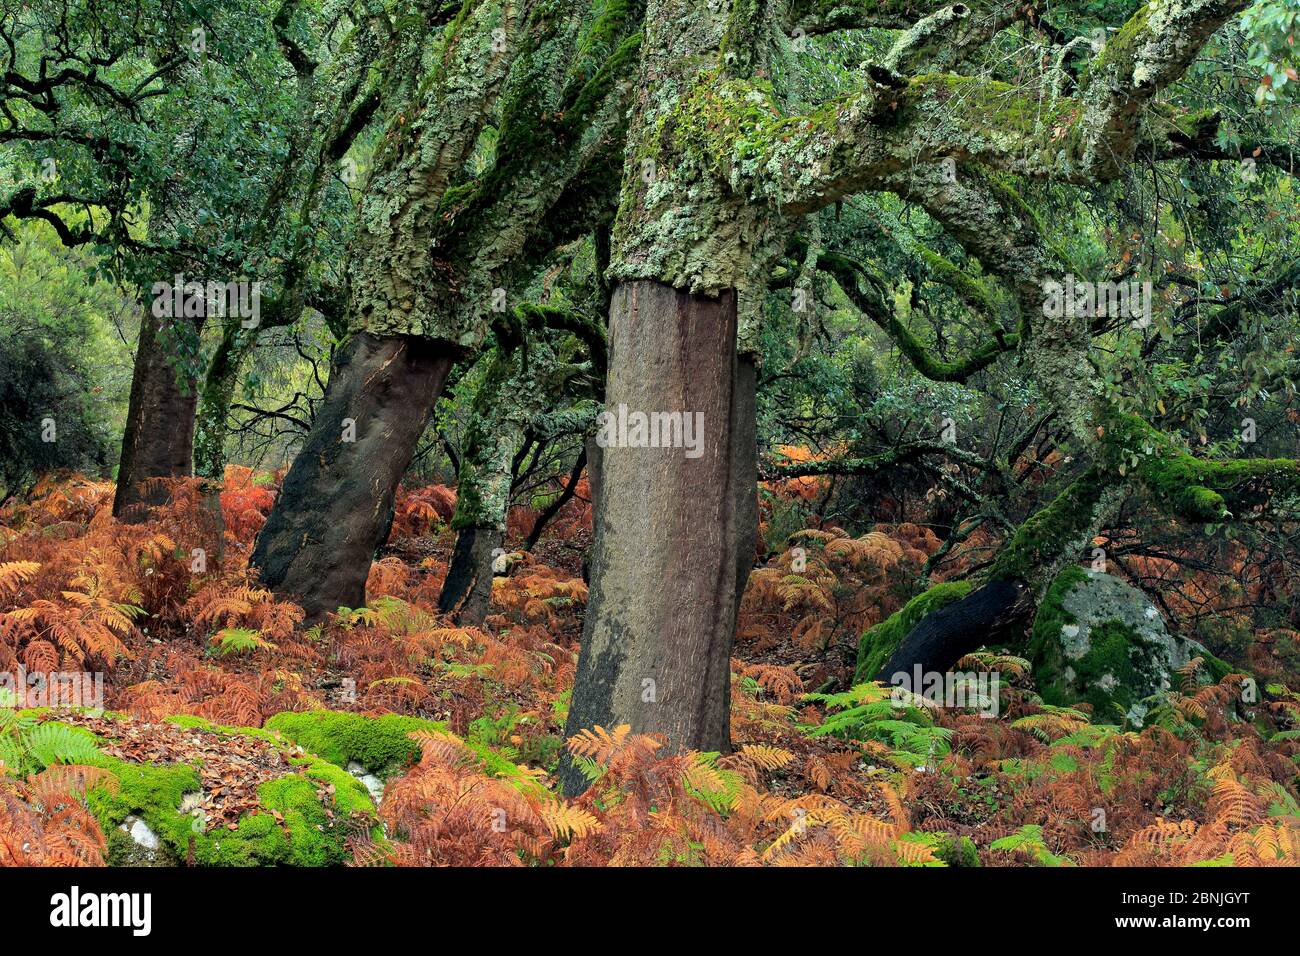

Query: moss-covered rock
[
  {"left": 1029, "top": 568, "right": 1208, "bottom": 725},
  {"left": 105, "top": 819, "right": 181, "bottom": 866},
  {"left": 264, "top": 710, "right": 444, "bottom": 777},
  {"left": 855, "top": 581, "right": 973, "bottom": 683}
]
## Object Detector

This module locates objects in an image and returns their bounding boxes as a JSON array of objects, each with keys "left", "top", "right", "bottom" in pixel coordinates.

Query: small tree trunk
[
  {"left": 524, "top": 446, "right": 588, "bottom": 551},
  {"left": 251, "top": 332, "right": 454, "bottom": 620},
  {"left": 874, "top": 579, "right": 1027, "bottom": 680},
  {"left": 732, "top": 355, "right": 759, "bottom": 611},
  {"left": 437, "top": 525, "right": 505, "bottom": 624},
  {"left": 193, "top": 325, "right": 255, "bottom": 560},
  {"left": 561, "top": 280, "right": 740, "bottom": 795},
  {"left": 436, "top": 392, "right": 520, "bottom": 625},
  {"left": 113, "top": 309, "right": 201, "bottom": 522},
  {"left": 580, "top": 431, "right": 603, "bottom": 584}
]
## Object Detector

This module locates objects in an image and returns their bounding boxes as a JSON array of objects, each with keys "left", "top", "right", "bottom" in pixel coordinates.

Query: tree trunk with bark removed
[
  {"left": 437, "top": 525, "right": 504, "bottom": 625},
  {"left": 732, "top": 355, "right": 759, "bottom": 613},
  {"left": 251, "top": 332, "right": 453, "bottom": 620},
  {"left": 561, "top": 280, "right": 741, "bottom": 794}
]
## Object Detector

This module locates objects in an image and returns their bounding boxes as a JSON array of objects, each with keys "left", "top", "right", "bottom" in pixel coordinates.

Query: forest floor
[{"left": 1, "top": 470, "right": 1298, "bottom": 866}]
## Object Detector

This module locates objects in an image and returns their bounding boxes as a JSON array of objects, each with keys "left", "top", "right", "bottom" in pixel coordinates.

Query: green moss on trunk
[
  {"left": 855, "top": 580, "right": 973, "bottom": 683},
  {"left": 988, "top": 469, "right": 1107, "bottom": 584}
]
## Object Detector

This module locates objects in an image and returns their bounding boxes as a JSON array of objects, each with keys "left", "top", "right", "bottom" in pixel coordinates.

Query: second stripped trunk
[
  {"left": 113, "top": 310, "right": 201, "bottom": 521},
  {"left": 251, "top": 332, "right": 453, "bottom": 619}
]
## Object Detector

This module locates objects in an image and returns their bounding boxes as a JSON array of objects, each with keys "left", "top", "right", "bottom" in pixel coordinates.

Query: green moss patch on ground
[
  {"left": 17, "top": 710, "right": 381, "bottom": 866},
  {"left": 264, "top": 710, "right": 445, "bottom": 777}
]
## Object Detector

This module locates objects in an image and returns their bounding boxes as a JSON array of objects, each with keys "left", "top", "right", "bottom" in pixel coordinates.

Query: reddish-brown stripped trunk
[{"left": 561, "top": 280, "right": 746, "bottom": 794}]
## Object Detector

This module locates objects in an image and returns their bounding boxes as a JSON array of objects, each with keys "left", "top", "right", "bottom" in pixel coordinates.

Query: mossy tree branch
[
  {"left": 686, "top": 0, "right": 1258, "bottom": 218},
  {"left": 761, "top": 438, "right": 989, "bottom": 479},
  {"left": 1073, "top": 0, "right": 1252, "bottom": 179},
  {"left": 1102, "top": 413, "right": 1300, "bottom": 522},
  {"left": 784, "top": 0, "right": 1000, "bottom": 34},
  {"left": 812, "top": 243, "right": 1021, "bottom": 383}
]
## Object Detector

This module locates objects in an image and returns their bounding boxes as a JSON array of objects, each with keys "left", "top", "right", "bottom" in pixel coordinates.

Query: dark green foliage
[
  {"left": 0, "top": 333, "right": 110, "bottom": 501},
  {"left": 0, "top": 233, "right": 120, "bottom": 500}
]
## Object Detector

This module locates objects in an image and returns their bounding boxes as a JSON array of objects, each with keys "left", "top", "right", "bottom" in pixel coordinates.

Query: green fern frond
[
  {"left": 214, "top": 626, "right": 275, "bottom": 656},
  {"left": 22, "top": 722, "right": 102, "bottom": 770},
  {"left": 990, "top": 824, "right": 1071, "bottom": 866}
]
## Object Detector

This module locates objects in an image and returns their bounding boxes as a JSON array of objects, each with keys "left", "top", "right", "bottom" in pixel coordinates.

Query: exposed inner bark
[
  {"left": 561, "top": 280, "right": 740, "bottom": 795},
  {"left": 113, "top": 310, "right": 201, "bottom": 522},
  {"left": 437, "top": 525, "right": 505, "bottom": 625},
  {"left": 874, "top": 579, "right": 1028, "bottom": 681},
  {"left": 251, "top": 331, "right": 454, "bottom": 620}
]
